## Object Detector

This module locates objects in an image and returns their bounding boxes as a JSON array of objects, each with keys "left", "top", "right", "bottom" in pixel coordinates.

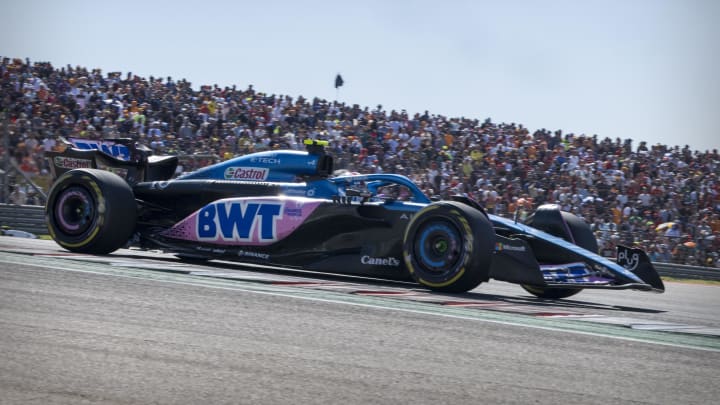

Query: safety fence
[{"left": 0, "top": 203, "right": 718, "bottom": 282}]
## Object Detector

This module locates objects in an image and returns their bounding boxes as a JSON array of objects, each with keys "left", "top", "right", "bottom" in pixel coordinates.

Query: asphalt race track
[{"left": 1, "top": 236, "right": 719, "bottom": 404}]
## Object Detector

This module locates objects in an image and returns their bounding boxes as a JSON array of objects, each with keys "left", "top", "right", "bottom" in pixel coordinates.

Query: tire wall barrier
[
  {"left": 653, "top": 262, "right": 720, "bottom": 281},
  {"left": 0, "top": 203, "right": 48, "bottom": 236},
  {"left": 0, "top": 203, "right": 718, "bottom": 281}
]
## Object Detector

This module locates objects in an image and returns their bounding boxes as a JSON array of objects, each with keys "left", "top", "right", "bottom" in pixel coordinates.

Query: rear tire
[
  {"left": 403, "top": 201, "right": 494, "bottom": 293},
  {"left": 521, "top": 205, "right": 597, "bottom": 299},
  {"left": 46, "top": 169, "right": 136, "bottom": 254}
]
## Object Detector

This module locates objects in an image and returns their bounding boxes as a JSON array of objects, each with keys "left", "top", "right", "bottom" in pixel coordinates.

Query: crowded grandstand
[{"left": 1, "top": 57, "right": 718, "bottom": 267}]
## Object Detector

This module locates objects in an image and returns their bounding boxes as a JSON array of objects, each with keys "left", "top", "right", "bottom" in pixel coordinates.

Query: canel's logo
[
  {"left": 361, "top": 255, "right": 400, "bottom": 267},
  {"left": 197, "top": 201, "right": 283, "bottom": 242}
]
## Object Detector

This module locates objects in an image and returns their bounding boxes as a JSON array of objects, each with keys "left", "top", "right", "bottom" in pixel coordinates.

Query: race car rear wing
[{"left": 46, "top": 137, "right": 178, "bottom": 184}]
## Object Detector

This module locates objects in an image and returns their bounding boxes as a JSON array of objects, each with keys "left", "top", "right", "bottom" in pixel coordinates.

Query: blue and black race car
[{"left": 44, "top": 139, "right": 664, "bottom": 298}]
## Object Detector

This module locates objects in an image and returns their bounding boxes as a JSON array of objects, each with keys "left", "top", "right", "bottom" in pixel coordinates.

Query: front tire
[
  {"left": 403, "top": 201, "right": 494, "bottom": 293},
  {"left": 46, "top": 169, "right": 136, "bottom": 254}
]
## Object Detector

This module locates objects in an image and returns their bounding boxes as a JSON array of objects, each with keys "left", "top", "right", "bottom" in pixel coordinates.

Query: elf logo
[{"left": 197, "top": 202, "right": 283, "bottom": 242}]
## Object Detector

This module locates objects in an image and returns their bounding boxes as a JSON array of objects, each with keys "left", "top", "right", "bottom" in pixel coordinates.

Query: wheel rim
[
  {"left": 413, "top": 220, "right": 463, "bottom": 273},
  {"left": 54, "top": 186, "right": 95, "bottom": 236}
]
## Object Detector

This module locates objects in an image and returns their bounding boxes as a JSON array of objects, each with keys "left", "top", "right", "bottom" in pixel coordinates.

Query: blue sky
[{"left": 2, "top": 0, "right": 718, "bottom": 151}]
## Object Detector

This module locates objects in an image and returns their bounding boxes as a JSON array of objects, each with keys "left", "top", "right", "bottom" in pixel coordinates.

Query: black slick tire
[
  {"left": 403, "top": 201, "right": 494, "bottom": 293},
  {"left": 46, "top": 169, "right": 136, "bottom": 254}
]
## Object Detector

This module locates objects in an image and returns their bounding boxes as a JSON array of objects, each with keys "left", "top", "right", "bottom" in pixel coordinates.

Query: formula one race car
[{"left": 44, "top": 138, "right": 665, "bottom": 298}]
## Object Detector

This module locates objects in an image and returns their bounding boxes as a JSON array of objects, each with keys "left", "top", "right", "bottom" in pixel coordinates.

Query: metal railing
[{"left": 653, "top": 262, "right": 720, "bottom": 281}]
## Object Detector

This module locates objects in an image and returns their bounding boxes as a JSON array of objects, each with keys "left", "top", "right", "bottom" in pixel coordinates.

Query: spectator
[
  {"left": 9, "top": 186, "right": 26, "bottom": 205},
  {"left": 1, "top": 56, "right": 718, "bottom": 265}
]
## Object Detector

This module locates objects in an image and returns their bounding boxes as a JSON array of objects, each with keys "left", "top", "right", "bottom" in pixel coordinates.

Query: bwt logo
[
  {"left": 197, "top": 202, "right": 283, "bottom": 242},
  {"left": 71, "top": 140, "right": 131, "bottom": 160}
]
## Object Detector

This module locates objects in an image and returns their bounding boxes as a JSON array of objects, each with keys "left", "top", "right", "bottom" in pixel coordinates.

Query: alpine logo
[
  {"left": 224, "top": 166, "right": 270, "bottom": 180},
  {"left": 197, "top": 201, "right": 283, "bottom": 242},
  {"left": 361, "top": 255, "right": 401, "bottom": 267}
]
